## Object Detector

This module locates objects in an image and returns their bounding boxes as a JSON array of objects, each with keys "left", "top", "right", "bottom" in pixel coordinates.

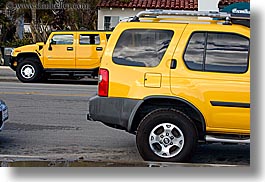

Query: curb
[
  {"left": 0, "top": 66, "right": 12, "bottom": 70},
  {"left": 0, "top": 77, "right": 19, "bottom": 83}
]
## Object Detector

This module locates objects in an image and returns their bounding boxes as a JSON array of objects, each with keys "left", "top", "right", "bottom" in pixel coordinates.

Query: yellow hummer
[
  {"left": 10, "top": 31, "right": 111, "bottom": 82},
  {"left": 87, "top": 10, "right": 250, "bottom": 162}
]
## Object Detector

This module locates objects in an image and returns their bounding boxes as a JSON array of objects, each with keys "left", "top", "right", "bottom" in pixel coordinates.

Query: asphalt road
[{"left": 0, "top": 67, "right": 250, "bottom": 166}]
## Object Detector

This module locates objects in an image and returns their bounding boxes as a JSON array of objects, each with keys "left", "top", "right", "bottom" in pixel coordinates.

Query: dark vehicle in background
[
  {"left": 0, "top": 49, "right": 4, "bottom": 65},
  {"left": 0, "top": 47, "right": 13, "bottom": 66},
  {"left": 0, "top": 100, "right": 8, "bottom": 131}
]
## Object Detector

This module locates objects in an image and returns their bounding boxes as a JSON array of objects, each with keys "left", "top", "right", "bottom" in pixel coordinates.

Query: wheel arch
[
  {"left": 16, "top": 52, "right": 43, "bottom": 69},
  {"left": 128, "top": 95, "right": 206, "bottom": 139}
]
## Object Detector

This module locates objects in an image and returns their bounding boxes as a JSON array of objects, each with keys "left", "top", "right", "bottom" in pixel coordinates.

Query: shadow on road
[{"left": 43, "top": 79, "right": 98, "bottom": 85}]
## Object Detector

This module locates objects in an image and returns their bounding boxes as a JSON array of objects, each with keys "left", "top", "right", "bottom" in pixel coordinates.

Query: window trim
[
  {"left": 183, "top": 31, "right": 250, "bottom": 74},
  {"left": 106, "top": 34, "right": 111, "bottom": 41}
]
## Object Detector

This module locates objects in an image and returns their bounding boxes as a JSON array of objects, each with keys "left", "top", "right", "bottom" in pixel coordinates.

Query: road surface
[{"left": 0, "top": 67, "right": 250, "bottom": 166}]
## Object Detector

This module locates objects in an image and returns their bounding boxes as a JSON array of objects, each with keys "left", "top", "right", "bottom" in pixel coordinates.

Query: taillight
[{"left": 98, "top": 68, "right": 109, "bottom": 97}]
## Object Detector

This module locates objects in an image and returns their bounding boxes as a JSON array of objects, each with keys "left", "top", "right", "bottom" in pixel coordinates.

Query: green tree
[
  {"left": 0, "top": 0, "right": 16, "bottom": 45},
  {"left": 1, "top": 0, "right": 101, "bottom": 45}
]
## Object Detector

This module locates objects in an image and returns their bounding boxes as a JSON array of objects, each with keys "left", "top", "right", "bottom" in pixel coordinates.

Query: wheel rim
[
  {"left": 21, "top": 64, "right": 35, "bottom": 79},
  {"left": 149, "top": 123, "right": 184, "bottom": 158}
]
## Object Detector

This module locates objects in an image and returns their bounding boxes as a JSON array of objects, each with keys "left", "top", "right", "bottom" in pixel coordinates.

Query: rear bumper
[{"left": 87, "top": 95, "right": 141, "bottom": 132}]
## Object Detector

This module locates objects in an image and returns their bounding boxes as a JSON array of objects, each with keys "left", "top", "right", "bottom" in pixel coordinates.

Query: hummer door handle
[{"left": 96, "top": 47, "right": 103, "bottom": 51}]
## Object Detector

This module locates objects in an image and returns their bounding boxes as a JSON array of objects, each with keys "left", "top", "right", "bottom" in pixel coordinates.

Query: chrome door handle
[{"left": 96, "top": 47, "right": 103, "bottom": 51}]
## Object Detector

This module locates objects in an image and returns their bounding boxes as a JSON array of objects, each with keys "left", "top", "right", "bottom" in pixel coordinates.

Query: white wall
[
  {"left": 98, "top": 8, "right": 145, "bottom": 30},
  {"left": 198, "top": 0, "right": 220, "bottom": 11}
]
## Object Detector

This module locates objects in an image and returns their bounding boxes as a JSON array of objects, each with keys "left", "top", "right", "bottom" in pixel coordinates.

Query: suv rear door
[
  {"left": 107, "top": 23, "right": 186, "bottom": 98},
  {"left": 170, "top": 24, "right": 250, "bottom": 133}
]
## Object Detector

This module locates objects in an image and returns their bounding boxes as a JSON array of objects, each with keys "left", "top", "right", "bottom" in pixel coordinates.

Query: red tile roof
[
  {"left": 97, "top": 0, "right": 198, "bottom": 10},
  {"left": 218, "top": 0, "right": 250, "bottom": 7}
]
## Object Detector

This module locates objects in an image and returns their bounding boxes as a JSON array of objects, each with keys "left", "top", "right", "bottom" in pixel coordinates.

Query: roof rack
[{"left": 130, "top": 9, "right": 250, "bottom": 27}]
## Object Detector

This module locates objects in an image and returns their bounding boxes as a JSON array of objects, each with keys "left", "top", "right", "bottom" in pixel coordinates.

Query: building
[{"left": 97, "top": 0, "right": 219, "bottom": 30}]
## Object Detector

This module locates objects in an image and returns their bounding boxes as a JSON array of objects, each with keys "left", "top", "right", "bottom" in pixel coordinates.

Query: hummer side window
[
  {"left": 113, "top": 29, "right": 174, "bottom": 67},
  {"left": 184, "top": 32, "right": 249, "bottom": 73},
  {"left": 80, "top": 34, "right": 100, "bottom": 45},
  {"left": 51, "top": 34, "right": 73, "bottom": 45}
]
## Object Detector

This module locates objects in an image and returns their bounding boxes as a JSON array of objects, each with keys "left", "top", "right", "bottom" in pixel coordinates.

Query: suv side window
[
  {"left": 80, "top": 34, "right": 100, "bottom": 45},
  {"left": 184, "top": 32, "right": 249, "bottom": 73},
  {"left": 183, "top": 33, "right": 205, "bottom": 71},
  {"left": 52, "top": 34, "right": 73, "bottom": 45},
  {"left": 113, "top": 29, "right": 174, "bottom": 67}
]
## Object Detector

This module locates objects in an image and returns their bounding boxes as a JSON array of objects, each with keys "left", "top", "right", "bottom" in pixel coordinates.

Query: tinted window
[
  {"left": 184, "top": 33, "right": 205, "bottom": 71},
  {"left": 80, "top": 34, "right": 100, "bottom": 45},
  {"left": 205, "top": 33, "right": 249, "bottom": 73},
  {"left": 52, "top": 34, "right": 73, "bottom": 45},
  {"left": 113, "top": 29, "right": 174, "bottom": 67},
  {"left": 184, "top": 32, "right": 249, "bottom": 73}
]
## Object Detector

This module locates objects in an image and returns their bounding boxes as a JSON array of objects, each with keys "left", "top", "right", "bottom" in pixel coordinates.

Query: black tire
[
  {"left": 16, "top": 59, "right": 43, "bottom": 83},
  {"left": 136, "top": 108, "right": 198, "bottom": 162}
]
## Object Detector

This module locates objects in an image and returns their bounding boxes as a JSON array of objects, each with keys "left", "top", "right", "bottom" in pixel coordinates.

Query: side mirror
[{"left": 48, "top": 39, "right": 55, "bottom": 51}]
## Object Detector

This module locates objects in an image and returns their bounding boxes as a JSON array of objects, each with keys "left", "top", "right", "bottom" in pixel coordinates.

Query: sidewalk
[
  {"left": 0, "top": 66, "right": 19, "bottom": 82},
  {"left": 0, "top": 66, "right": 11, "bottom": 69}
]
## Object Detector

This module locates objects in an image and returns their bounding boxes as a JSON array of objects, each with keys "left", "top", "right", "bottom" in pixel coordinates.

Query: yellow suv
[
  {"left": 10, "top": 31, "right": 111, "bottom": 82},
  {"left": 87, "top": 10, "right": 250, "bottom": 162}
]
